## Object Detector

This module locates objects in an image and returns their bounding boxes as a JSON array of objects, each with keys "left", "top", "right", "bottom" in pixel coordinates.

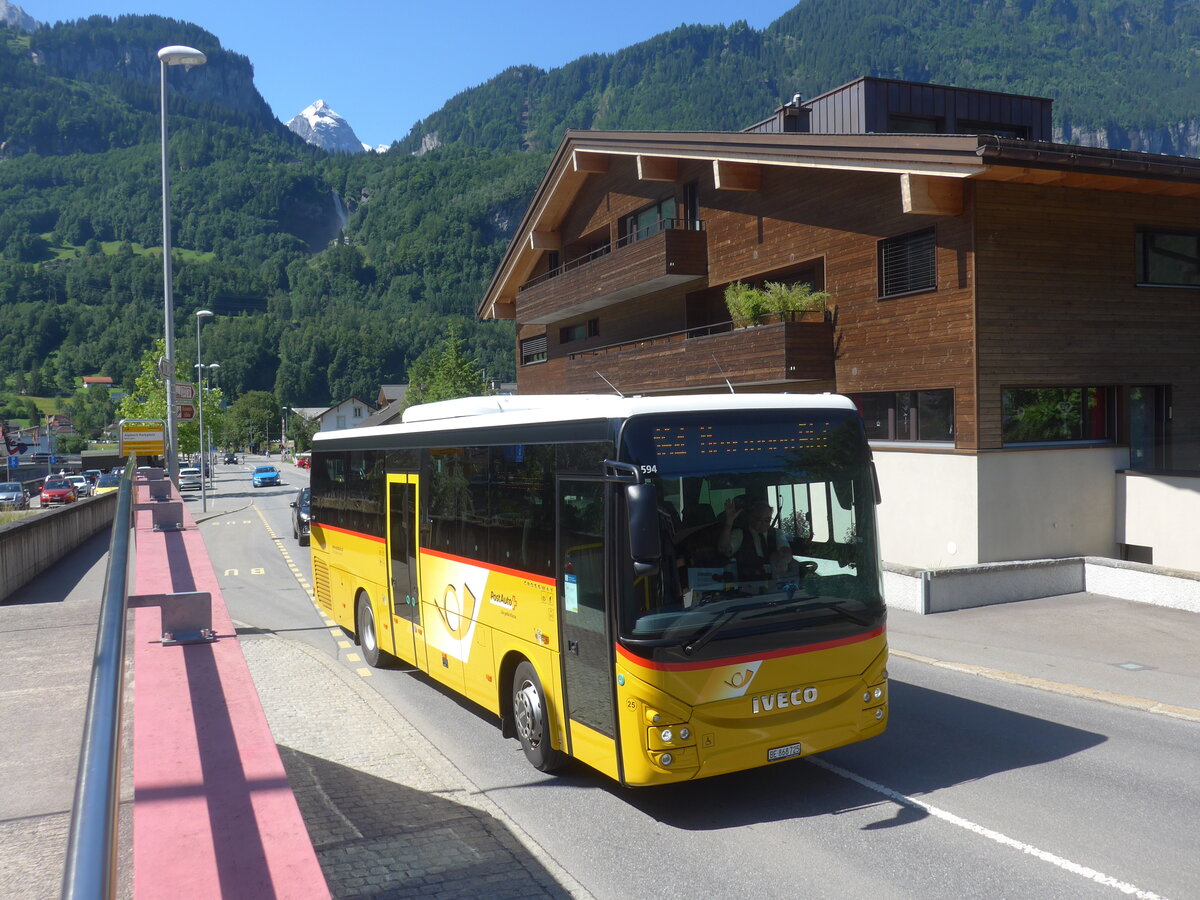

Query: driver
[{"left": 717, "top": 498, "right": 792, "bottom": 580}]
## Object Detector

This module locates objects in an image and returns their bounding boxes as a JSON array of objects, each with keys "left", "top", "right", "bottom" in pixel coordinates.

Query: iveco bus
[{"left": 309, "top": 393, "right": 887, "bottom": 785}]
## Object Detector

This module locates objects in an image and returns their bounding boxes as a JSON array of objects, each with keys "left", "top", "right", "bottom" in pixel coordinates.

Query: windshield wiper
[
  {"left": 681, "top": 587, "right": 812, "bottom": 656},
  {"left": 745, "top": 597, "right": 871, "bottom": 627}
]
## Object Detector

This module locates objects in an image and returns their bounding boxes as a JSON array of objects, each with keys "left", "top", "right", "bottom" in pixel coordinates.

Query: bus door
[
  {"left": 387, "top": 474, "right": 422, "bottom": 667},
  {"left": 557, "top": 478, "right": 620, "bottom": 779}
]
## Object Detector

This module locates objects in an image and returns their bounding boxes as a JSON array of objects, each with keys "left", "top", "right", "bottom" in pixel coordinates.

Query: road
[{"left": 200, "top": 457, "right": 1199, "bottom": 900}]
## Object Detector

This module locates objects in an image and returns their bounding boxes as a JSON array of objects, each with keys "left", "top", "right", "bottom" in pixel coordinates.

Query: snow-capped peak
[
  {"left": 0, "top": 0, "right": 40, "bottom": 32},
  {"left": 286, "top": 99, "right": 365, "bottom": 154}
]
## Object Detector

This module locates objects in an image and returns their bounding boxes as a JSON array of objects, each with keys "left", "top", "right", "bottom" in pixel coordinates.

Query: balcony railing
[
  {"left": 516, "top": 219, "right": 708, "bottom": 324},
  {"left": 559, "top": 313, "right": 835, "bottom": 394}
]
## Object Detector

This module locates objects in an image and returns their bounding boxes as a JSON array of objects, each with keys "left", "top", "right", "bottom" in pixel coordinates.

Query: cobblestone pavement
[{"left": 239, "top": 635, "right": 592, "bottom": 900}]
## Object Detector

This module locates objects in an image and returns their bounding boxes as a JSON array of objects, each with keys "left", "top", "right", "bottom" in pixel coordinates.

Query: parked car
[
  {"left": 252, "top": 465, "right": 281, "bottom": 488},
  {"left": 178, "top": 467, "right": 202, "bottom": 490},
  {"left": 82, "top": 469, "right": 102, "bottom": 489},
  {"left": 0, "top": 481, "right": 30, "bottom": 510},
  {"left": 41, "top": 479, "right": 77, "bottom": 505},
  {"left": 296, "top": 452, "right": 311, "bottom": 470},
  {"left": 67, "top": 474, "right": 90, "bottom": 497},
  {"left": 93, "top": 473, "right": 121, "bottom": 496},
  {"left": 290, "top": 486, "right": 311, "bottom": 545}
]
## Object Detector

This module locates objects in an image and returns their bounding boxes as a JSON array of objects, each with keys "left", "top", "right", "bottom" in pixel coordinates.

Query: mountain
[
  {"left": 286, "top": 100, "right": 368, "bottom": 154},
  {"left": 5, "top": 1, "right": 1200, "bottom": 412},
  {"left": 397, "top": 0, "right": 1200, "bottom": 158},
  {"left": 0, "top": 0, "right": 37, "bottom": 33}
]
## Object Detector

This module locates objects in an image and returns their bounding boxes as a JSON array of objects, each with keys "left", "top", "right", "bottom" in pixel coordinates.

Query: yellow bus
[{"left": 309, "top": 394, "right": 887, "bottom": 786}]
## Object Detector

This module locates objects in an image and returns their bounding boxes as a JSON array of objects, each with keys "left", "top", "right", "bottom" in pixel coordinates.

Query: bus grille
[{"left": 312, "top": 557, "right": 333, "bottom": 613}]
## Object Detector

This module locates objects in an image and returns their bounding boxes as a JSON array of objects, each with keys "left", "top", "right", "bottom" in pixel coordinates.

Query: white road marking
[{"left": 808, "top": 757, "right": 1168, "bottom": 900}]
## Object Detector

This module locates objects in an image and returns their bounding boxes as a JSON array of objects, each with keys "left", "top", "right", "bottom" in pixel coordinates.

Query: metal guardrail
[{"left": 61, "top": 459, "right": 136, "bottom": 900}]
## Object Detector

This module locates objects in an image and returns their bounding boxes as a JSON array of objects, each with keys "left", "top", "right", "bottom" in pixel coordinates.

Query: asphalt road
[{"left": 203, "top": 457, "right": 1200, "bottom": 900}]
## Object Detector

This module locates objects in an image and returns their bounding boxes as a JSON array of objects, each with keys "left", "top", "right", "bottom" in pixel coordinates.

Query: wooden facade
[{"left": 481, "top": 79, "right": 1200, "bottom": 477}]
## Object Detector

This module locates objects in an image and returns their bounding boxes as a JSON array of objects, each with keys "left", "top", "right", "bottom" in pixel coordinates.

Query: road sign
[
  {"left": 175, "top": 403, "right": 196, "bottom": 422},
  {"left": 119, "top": 419, "right": 165, "bottom": 457},
  {"left": 6, "top": 456, "right": 16, "bottom": 469},
  {"left": 173, "top": 382, "right": 196, "bottom": 402}
]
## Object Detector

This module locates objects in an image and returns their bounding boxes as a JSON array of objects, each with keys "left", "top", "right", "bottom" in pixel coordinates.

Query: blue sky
[{"left": 23, "top": 1, "right": 795, "bottom": 147}]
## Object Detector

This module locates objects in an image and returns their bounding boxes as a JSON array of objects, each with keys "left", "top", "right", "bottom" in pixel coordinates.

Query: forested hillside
[
  {"left": 401, "top": 0, "right": 1200, "bottom": 156},
  {"left": 2, "top": 1, "right": 1198, "bottom": 410}
]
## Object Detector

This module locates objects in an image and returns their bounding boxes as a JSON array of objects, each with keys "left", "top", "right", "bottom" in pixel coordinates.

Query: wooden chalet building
[{"left": 478, "top": 77, "right": 1200, "bottom": 572}]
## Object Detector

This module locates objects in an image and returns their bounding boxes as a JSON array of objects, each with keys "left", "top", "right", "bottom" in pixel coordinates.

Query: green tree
[
  {"left": 226, "top": 390, "right": 279, "bottom": 450},
  {"left": 400, "top": 326, "right": 488, "bottom": 412}
]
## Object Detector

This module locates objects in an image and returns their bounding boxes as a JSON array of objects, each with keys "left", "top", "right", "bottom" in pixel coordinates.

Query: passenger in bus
[{"left": 717, "top": 498, "right": 792, "bottom": 581}]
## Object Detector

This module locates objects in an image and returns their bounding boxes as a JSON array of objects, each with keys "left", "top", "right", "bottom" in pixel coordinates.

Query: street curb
[
  {"left": 253, "top": 632, "right": 596, "bottom": 900},
  {"left": 890, "top": 649, "right": 1200, "bottom": 723}
]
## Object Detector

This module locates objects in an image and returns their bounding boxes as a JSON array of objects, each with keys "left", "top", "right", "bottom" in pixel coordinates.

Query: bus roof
[{"left": 313, "top": 393, "right": 858, "bottom": 447}]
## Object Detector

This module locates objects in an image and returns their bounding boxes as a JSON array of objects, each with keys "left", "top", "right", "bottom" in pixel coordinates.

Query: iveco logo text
[{"left": 751, "top": 687, "right": 818, "bottom": 714}]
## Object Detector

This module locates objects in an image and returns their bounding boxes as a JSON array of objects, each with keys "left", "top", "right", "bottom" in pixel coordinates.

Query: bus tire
[
  {"left": 512, "top": 661, "right": 566, "bottom": 772},
  {"left": 356, "top": 593, "right": 390, "bottom": 668}
]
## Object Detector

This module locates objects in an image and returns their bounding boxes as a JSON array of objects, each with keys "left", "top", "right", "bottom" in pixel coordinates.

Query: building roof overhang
[{"left": 478, "top": 130, "right": 1200, "bottom": 321}]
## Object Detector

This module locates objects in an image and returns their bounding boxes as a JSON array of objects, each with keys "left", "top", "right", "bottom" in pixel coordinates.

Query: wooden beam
[
  {"left": 901, "top": 173, "right": 964, "bottom": 216},
  {"left": 637, "top": 155, "right": 679, "bottom": 182},
  {"left": 573, "top": 150, "right": 610, "bottom": 174},
  {"left": 529, "top": 230, "right": 561, "bottom": 251},
  {"left": 713, "top": 160, "right": 761, "bottom": 191}
]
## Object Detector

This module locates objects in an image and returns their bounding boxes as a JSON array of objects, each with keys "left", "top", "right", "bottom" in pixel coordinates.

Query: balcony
[
  {"left": 560, "top": 314, "right": 835, "bottom": 394},
  {"left": 516, "top": 220, "right": 708, "bottom": 325}
]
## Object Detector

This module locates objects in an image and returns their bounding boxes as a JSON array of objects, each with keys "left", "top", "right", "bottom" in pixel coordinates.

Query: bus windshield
[{"left": 617, "top": 409, "right": 884, "bottom": 662}]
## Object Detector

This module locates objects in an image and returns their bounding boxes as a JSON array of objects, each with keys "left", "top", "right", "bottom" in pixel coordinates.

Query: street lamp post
[
  {"left": 159, "top": 44, "right": 207, "bottom": 485},
  {"left": 195, "top": 309, "right": 213, "bottom": 511}
]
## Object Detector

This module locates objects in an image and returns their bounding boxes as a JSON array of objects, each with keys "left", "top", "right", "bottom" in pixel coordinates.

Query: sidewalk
[{"left": 886, "top": 592, "right": 1200, "bottom": 720}]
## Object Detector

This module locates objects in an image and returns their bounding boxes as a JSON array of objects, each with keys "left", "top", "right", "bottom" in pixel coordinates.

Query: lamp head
[
  {"left": 158, "top": 45, "right": 207, "bottom": 68},
  {"left": 196, "top": 309, "right": 213, "bottom": 319}
]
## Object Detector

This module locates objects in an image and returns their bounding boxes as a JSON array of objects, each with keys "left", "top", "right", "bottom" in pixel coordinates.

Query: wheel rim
[
  {"left": 359, "top": 603, "right": 376, "bottom": 652},
  {"left": 514, "top": 679, "right": 544, "bottom": 748}
]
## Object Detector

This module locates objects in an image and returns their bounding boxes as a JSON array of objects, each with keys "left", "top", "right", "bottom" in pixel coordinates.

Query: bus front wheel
[
  {"left": 512, "top": 661, "right": 566, "bottom": 772},
  {"left": 356, "top": 594, "right": 389, "bottom": 668}
]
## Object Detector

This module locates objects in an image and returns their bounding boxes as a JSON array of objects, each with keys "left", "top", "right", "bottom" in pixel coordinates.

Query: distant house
[
  {"left": 81, "top": 376, "right": 113, "bottom": 389},
  {"left": 478, "top": 75, "right": 1200, "bottom": 572},
  {"left": 309, "top": 398, "right": 375, "bottom": 433},
  {"left": 375, "top": 384, "right": 408, "bottom": 408}
]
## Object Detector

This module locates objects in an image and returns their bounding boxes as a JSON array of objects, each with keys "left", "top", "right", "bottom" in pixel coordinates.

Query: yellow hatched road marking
[
  {"left": 356, "top": 668, "right": 372, "bottom": 678},
  {"left": 347, "top": 653, "right": 361, "bottom": 663}
]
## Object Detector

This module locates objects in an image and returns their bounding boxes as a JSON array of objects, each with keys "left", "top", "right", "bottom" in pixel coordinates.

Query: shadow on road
[{"left": 566, "top": 679, "right": 1106, "bottom": 831}]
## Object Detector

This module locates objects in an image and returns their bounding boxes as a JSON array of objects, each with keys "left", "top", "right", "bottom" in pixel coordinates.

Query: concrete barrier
[
  {"left": 883, "top": 556, "right": 1200, "bottom": 615},
  {"left": 0, "top": 494, "right": 119, "bottom": 603}
]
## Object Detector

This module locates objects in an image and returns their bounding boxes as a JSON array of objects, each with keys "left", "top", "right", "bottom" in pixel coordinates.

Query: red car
[{"left": 41, "top": 478, "right": 77, "bottom": 505}]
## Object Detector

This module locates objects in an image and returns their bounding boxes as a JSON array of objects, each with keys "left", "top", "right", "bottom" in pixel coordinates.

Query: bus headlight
[
  {"left": 660, "top": 728, "right": 673, "bottom": 743},
  {"left": 660, "top": 752, "right": 673, "bottom": 767}
]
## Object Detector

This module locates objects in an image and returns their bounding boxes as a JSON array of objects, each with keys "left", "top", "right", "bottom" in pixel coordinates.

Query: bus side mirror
[{"left": 626, "top": 483, "right": 662, "bottom": 577}]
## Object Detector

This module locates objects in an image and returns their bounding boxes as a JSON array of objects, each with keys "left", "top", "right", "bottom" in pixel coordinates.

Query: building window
[
  {"left": 623, "top": 196, "right": 677, "bottom": 244},
  {"left": 353, "top": 406, "right": 363, "bottom": 417},
  {"left": 888, "top": 115, "right": 943, "bottom": 134},
  {"left": 1001, "top": 387, "right": 1115, "bottom": 444},
  {"left": 957, "top": 120, "right": 1029, "bottom": 139},
  {"left": 560, "top": 318, "right": 598, "bottom": 343},
  {"left": 1136, "top": 229, "right": 1200, "bottom": 287},
  {"left": 520, "top": 334, "right": 547, "bottom": 366},
  {"left": 850, "top": 389, "right": 953, "bottom": 442},
  {"left": 879, "top": 228, "right": 936, "bottom": 298}
]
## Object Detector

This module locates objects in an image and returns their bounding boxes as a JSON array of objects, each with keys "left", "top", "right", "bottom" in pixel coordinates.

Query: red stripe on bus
[
  {"left": 316, "top": 523, "right": 386, "bottom": 544},
  {"left": 615, "top": 628, "right": 885, "bottom": 672},
  {"left": 420, "top": 548, "right": 556, "bottom": 586}
]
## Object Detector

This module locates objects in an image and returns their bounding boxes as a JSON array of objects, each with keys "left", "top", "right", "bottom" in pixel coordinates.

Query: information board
[{"left": 119, "top": 419, "right": 165, "bottom": 458}]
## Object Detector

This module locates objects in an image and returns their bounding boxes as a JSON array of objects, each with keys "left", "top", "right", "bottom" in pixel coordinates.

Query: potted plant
[
  {"left": 725, "top": 281, "right": 829, "bottom": 326},
  {"left": 724, "top": 281, "right": 768, "bottom": 326}
]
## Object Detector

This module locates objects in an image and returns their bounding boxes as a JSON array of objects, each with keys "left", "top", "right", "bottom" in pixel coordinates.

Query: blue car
[{"left": 252, "top": 465, "right": 281, "bottom": 488}]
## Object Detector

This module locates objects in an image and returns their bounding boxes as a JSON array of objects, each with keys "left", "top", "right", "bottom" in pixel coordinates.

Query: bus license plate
[{"left": 768, "top": 742, "right": 803, "bottom": 761}]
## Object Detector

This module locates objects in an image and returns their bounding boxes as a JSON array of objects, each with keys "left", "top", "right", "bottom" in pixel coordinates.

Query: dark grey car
[
  {"left": 0, "top": 481, "right": 29, "bottom": 510},
  {"left": 290, "top": 487, "right": 311, "bottom": 546}
]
